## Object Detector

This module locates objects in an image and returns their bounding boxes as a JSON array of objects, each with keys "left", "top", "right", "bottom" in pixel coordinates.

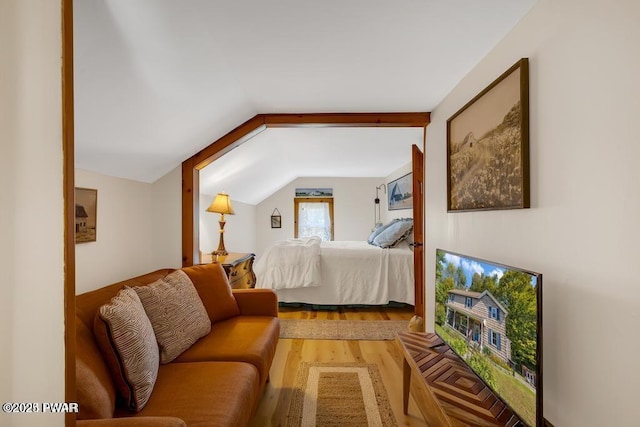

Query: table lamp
[{"left": 206, "top": 192, "right": 235, "bottom": 256}]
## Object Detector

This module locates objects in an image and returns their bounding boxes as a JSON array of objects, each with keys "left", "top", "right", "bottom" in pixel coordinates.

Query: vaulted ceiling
[{"left": 73, "top": 0, "right": 536, "bottom": 202}]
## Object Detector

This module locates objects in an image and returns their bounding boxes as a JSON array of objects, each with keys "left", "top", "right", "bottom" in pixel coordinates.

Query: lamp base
[{"left": 214, "top": 219, "right": 228, "bottom": 256}]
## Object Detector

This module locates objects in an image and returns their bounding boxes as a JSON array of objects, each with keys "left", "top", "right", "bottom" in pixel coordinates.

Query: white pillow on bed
[{"left": 371, "top": 218, "right": 413, "bottom": 248}]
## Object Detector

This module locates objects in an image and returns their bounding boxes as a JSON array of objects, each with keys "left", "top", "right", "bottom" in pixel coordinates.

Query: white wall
[
  {"left": 256, "top": 177, "right": 384, "bottom": 258},
  {"left": 75, "top": 168, "right": 182, "bottom": 293},
  {"left": 0, "top": 1, "right": 65, "bottom": 426},
  {"left": 425, "top": 1, "right": 640, "bottom": 426},
  {"left": 199, "top": 194, "right": 257, "bottom": 256},
  {"left": 151, "top": 167, "right": 182, "bottom": 268}
]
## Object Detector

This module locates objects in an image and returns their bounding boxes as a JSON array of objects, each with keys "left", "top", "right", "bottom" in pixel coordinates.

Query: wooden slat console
[{"left": 396, "top": 331, "right": 523, "bottom": 427}]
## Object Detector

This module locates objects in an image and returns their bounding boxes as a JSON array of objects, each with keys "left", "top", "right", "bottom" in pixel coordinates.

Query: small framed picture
[
  {"left": 271, "top": 209, "right": 282, "bottom": 228},
  {"left": 75, "top": 187, "right": 97, "bottom": 243},
  {"left": 295, "top": 188, "right": 333, "bottom": 197},
  {"left": 388, "top": 173, "right": 413, "bottom": 210}
]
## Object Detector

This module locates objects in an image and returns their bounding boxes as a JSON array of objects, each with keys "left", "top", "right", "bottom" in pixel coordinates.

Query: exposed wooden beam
[
  {"left": 264, "top": 112, "right": 430, "bottom": 128},
  {"left": 193, "top": 115, "right": 267, "bottom": 170}
]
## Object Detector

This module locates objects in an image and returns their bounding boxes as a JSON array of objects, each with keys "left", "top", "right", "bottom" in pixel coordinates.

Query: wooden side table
[
  {"left": 395, "top": 331, "right": 522, "bottom": 427},
  {"left": 217, "top": 252, "right": 256, "bottom": 289}
]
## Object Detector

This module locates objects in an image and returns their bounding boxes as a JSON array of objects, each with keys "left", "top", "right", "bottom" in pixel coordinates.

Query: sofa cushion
[
  {"left": 182, "top": 263, "right": 241, "bottom": 322},
  {"left": 114, "top": 361, "right": 260, "bottom": 427},
  {"left": 174, "top": 316, "right": 279, "bottom": 387},
  {"left": 75, "top": 319, "right": 117, "bottom": 420},
  {"left": 94, "top": 287, "right": 159, "bottom": 412},
  {"left": 133, "top": 270, "right": 211, "bottom": 364}
]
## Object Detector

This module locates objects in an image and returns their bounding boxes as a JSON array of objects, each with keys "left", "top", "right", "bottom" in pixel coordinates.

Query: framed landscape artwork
[
  {"left": 295, "top": 188, "right": 333, "bottom": 197},
  {"left": 75, "top": 187, "right": 97, "bottom": 243},
  {"left": 447, "top": 58, "right": 530, "bottom": 212},
  {"left": 388, "top": 173, "right": 413, "bottom": 210}
]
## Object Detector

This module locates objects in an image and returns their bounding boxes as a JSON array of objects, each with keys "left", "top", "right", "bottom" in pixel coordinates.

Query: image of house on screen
[{"left": 445, "top": 289, "right": 511, "bottom": 364}]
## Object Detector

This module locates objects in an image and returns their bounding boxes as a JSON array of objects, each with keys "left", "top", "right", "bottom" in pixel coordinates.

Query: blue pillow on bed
[
  {"left": 367, "top": 218, "right": 409, "bottom": 244},
  {"left": 371, "top": 218, "right": 413, "bottom": 248},
  {"left": 367, "top": 223, "right": 385, "bottom": 244}
]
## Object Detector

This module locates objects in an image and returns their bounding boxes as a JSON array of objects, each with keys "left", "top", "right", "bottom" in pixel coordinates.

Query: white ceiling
[
  {"left": 199, "top": 127, "right": 423, "bottom": 204},
  {"left": 73, "top": 0, "right": 536, "bottom": 201}
]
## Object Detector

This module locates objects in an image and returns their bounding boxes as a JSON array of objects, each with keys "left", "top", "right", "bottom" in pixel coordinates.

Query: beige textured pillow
[
  {"left": 93, "top": 287, "right": 159, "bottom": 412},
  {"left": 134, "top": 270, "right": 211, "bottom": 364}
]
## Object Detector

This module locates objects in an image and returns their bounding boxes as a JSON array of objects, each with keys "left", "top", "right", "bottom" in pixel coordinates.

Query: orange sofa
[{"left": 75, "top": 263, "right": 280, "bottom": 427}]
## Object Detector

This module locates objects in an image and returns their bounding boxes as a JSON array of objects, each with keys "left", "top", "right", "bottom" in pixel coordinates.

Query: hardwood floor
[{"left": 250, "top": 306, "right": 429, "bottom": 427}]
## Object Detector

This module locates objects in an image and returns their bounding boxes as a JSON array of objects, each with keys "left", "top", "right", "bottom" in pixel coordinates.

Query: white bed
[{"left": 254, "top": 238, "right": 414, "bottom": 306}]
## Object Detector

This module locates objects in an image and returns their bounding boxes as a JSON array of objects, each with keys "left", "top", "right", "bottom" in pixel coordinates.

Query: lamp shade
[{"left": 206, "top": 193, "right": 235, "bottom": 215}]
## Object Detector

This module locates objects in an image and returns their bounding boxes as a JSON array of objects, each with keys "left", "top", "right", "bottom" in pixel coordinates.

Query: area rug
[
  {"left": 279, "top": 319, "right": 408, "bottom": 340},
  {"left": 287, "top": 362, "right": 398, "bottom": 427}
]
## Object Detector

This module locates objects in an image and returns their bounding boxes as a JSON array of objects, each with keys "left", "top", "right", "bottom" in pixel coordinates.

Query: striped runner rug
[
  {"left": 279, "top": 319, "right": 409, "bottom": 340},
  {"left": 287, "top": 362, "right": 398, "bottom": 427}
]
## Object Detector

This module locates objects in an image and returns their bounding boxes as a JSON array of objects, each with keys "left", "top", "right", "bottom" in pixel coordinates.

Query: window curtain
[{"left": 298, "top": 202, "right": 331, "bottom": 241}]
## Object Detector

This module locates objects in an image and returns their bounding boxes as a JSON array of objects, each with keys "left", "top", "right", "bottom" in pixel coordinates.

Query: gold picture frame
[{"left": 447, "top": 58, "right": 530, "bottom": 212}]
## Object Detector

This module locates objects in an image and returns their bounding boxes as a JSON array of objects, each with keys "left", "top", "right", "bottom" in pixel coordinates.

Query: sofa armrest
[
  {"left": 233, "top": 289, "right": 278, "bottom": 317},
  {"left": 77, "top": 417, "right": 186, "bottom": 427}
]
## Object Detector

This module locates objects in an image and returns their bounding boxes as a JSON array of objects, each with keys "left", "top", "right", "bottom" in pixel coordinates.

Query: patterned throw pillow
[
  {"left": 134, "top": 270, "right": 211, "bottom": 364},
  {"left": 93, "top": 287, "right": 159, "bottom": 412}
]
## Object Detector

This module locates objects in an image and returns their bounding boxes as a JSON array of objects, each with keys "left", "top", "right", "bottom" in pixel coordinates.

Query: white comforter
[
  {"left": 254, "top": 236, "right": 322, "bottom": 289},
  {"left": 255, "top": 240, "right": 414, "bottom": 305}
]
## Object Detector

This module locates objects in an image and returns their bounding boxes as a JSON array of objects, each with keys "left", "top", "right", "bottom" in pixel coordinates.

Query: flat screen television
[{"left": 435, "top": 249, "right": 542, "bottom": 427}]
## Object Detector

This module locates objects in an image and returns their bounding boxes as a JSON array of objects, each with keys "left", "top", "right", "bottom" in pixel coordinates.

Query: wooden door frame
[
  {"left": 182, "top": 113, "right": 430, "bottom": 266},
  {"left": 62, "top": 0, "right": 76, "bottom": 426},
  {"left": 181, "top": 112, "right": 430, "bottom": 319}
]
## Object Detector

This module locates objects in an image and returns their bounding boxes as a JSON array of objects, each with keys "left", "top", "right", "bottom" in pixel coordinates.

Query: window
[
  {"left": 489, "top": 306, "right": 501, "bottom": 321},
  {"left": 446, "top": 309, "right": 454, "bottom": 327},
  {"left": 472, "top": 323, "right": 480, "bottom": 342},
  {"left": 294, "top": 197, "right": 334, "bottom": 241},
  {"left": 489, "top": 329, "right": 502, "bottom": 350},
  {"left": 457, "top": 315, "right": 468, "bottom": 335},
  {"left": 465, "top": 297, "right": 472, "bottom": 308},
  {"left": 448, "top": 293, "right": 455, "bottom": 302}
]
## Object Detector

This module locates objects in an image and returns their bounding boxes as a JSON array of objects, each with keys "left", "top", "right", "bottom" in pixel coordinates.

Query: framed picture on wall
[
  {"left": 75, "top": 187, "right": 97, "bottom": 243},
  {"left": 270, "top": 208, "right": 282, "bottom": 228},
  {"left": 388, "top": 173, "right": 413, "bottom": 210},
  {"left": 447, "top": 58, "right": 530, "bottom": 212},
  {"left": 295, "top": 188, "right": 333, "bottom": 197}
]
